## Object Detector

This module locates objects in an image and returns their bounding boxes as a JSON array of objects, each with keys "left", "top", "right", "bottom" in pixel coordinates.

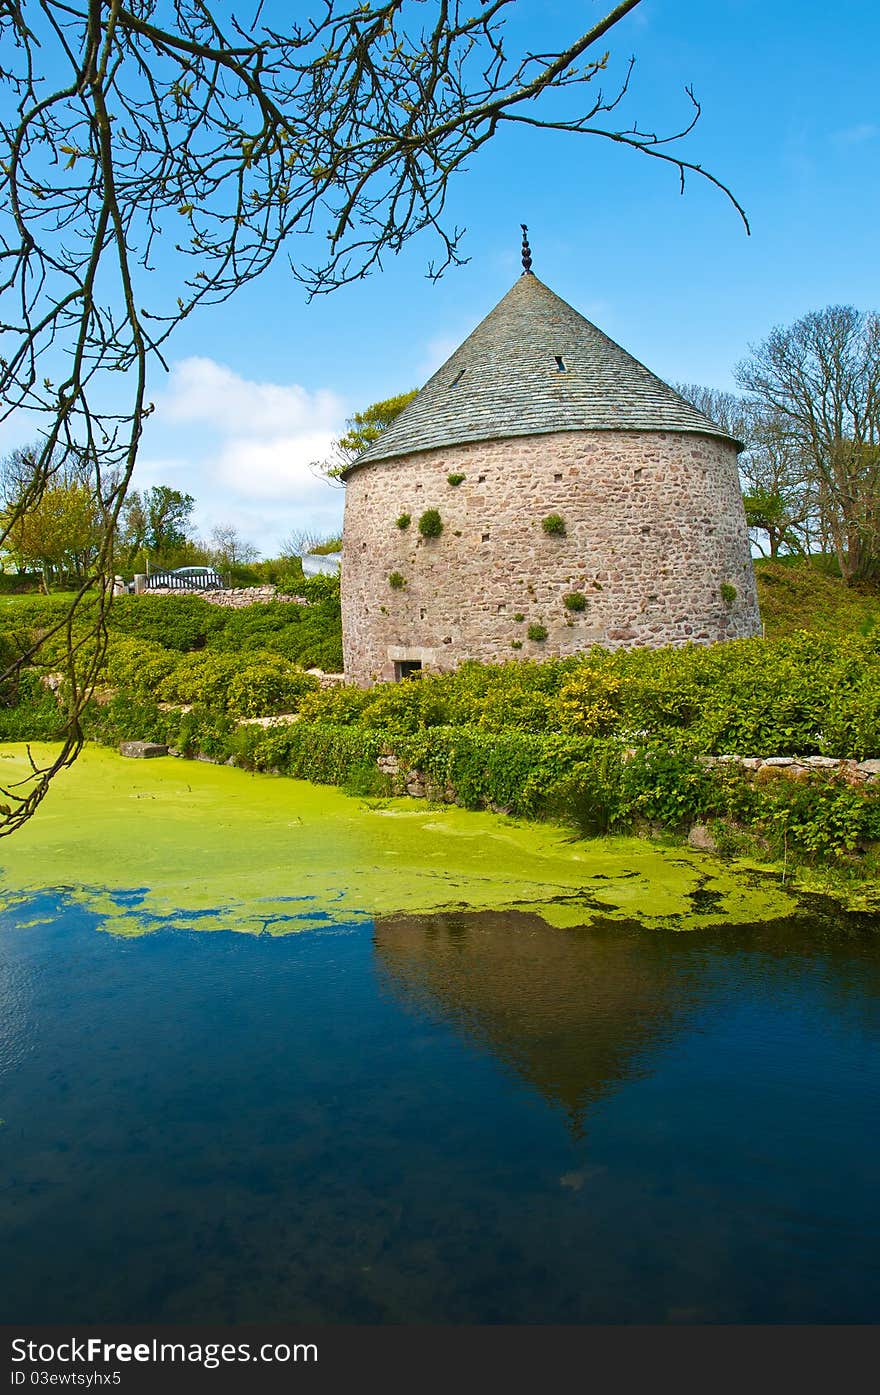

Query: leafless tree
[
  {"left": 0, "top": 0, "right": 747, "bottom": 833},
  {"left": 736, "top": 307, "right": 880, "bottom": 582},
  {"left": 210, "top": 523, "right": 259, "bottom": 569},
  {"left": 278, "top": 528, "right": 329, "bottom": 559}
]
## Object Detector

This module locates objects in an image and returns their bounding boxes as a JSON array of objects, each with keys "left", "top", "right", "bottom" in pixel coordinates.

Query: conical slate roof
[{"left": 347, "top": 272, "right": 737, "bottom": 471}]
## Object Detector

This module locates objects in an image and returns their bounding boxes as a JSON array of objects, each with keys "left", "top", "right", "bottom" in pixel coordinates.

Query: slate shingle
[{"left": 346, "top": 273, "right": 738, "bottom": 472}]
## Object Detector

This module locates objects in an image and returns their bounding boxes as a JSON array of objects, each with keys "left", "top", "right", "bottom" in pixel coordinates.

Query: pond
[{"left": 0, "top": 748, "right": 878, "bottom": 1323}]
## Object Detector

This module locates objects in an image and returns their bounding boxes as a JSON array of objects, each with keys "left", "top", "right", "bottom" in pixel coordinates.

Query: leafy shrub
[
  {"left": 557, "top": 669, "right": 622, "bottom": 736},
  {"left": 297, "top": 683, "right": 373, "bottom": 727},
  {"left": 234, "top": 720, "right": 387, "bottom": 789},
  {"left": 82, "top": 691, "right": 174, "bottom": 747},
  {"left": 550, "top": 745, "right": 630, "bottom": 836},
  {"left": 0, "top": 670, "right": 66, "bottom": 740},
  {"left": 155, "top": 651, "right": 237, "bottom": 708},
  {"left": 206, "top": 585, "right": 342, "bottom": 671},
  {"left": 107, "top": 594, "right": 223, "bottom": 651},
  {"left": 226, "top": 658, "right": 318, "bottom": 717},
  {"left": 563, "top": 592, "right": 587, "bottom": 612},
  {"left": 418, "top": 509, "right": 443, "bottom": 539},
  {"left": 447, "top": 473, "right": 466, "bottom": 486},
  {"left": 527, "top": 622, "right": 548, "bottom": 642},
  {"left": 396, "top": 513, "right": 411, "bottom": 530},
  {"left": 541, "top": 514, "right": 566, "bottom": 536},
  {"left": 620, "top": 747, "right": 714, "bottom": 829},
  {"left": 706, "top": 764, "right": 880, "bottom": 859},
  {"left": 720, "top": 582, "right": 737, "bottom": 605},
  {"left": 388, "top": 571, "right": 406, "bottom": 590},
  {"left": 175, "top": 706, "right": 239, "bottom": 759},
  {"left": 389, "top": 727, "right": 587, "bottom": 816},
  {"left": 105, "top": 638, "right": 181, "bottom": 694}
]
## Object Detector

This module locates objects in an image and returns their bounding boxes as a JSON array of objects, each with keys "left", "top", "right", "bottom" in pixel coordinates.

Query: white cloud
[
  {"left": 160, "top": 356, "right": 342, "bottom": 439},
  {"left": 833, "top": 123, "right": 878, "bottom": 145},
  {"left": 136, "top": 357, "right": 347, "bottom": 553}
]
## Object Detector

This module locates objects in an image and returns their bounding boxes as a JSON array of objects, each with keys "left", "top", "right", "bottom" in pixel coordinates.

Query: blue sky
[{"left": 11, "top": 1, "right": 879, "bottom": 553}]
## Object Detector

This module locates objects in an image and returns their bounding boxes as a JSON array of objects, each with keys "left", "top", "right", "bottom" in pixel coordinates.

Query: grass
[
  {"left": 0, "top": 591, "right": 79, "bottom": 609},
  {"left": 755, "top": 559, "right": 880, "bottom": 639}
]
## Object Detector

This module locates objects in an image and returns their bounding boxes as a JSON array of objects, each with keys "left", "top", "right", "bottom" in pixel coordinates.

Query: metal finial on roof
[{"left": 520, "top": 223, "right": 532, "bottom": 275}]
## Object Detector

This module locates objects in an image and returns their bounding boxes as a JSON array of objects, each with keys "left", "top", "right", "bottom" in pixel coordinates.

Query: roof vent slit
[
  {"left": 555, "top": 355, "right": 567, "bottom": 372},
  {"left": 449, "top": 368, "right": 466, "bottom": 388}
]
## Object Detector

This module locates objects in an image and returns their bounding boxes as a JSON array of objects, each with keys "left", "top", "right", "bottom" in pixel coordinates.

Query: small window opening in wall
[
  {"left": 449, "top": 368, "right": 466, "bottom": 388},
  {"left": 634, "top": 468, "right": 643, "bottom": 480},
  {"left": 554, "top": 355, "right": 567, "bottom": 372},
  {"left": 554, "top": 472, "right": 563, "bottom": 481},
  {"left": 478, "top": 474, "right": 486, "bottom": 483},
  {"left": 420, "top": 607, "right": 427, "bottom": 620},
  {"left": 482, "top": 532, "right": 490, "bottom": 542},
  {"left": 394, "top": 660, "right": 422, "bottom": 681}
]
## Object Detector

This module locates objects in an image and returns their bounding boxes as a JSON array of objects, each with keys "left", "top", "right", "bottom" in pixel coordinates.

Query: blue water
[{"left": 0, "top": 898, "right": 878, "bottom": 1323}]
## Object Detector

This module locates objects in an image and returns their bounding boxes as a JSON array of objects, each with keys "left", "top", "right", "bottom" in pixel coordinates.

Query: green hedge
[
  {"left": 4, "top": 584, "right": 879, "bottom": 867},
  {"left": 233, "top": 721, "right": 387, "bottom": 794},
  {"left": 289, "top": 634, "right": 880, "bottom": 759}
]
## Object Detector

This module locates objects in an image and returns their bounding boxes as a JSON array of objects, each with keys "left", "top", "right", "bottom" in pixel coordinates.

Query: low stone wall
[
  {"left": 142, "top": 586, "right": 306, "bottom": 608},
  {"left": 700, "top": 754, "right": 880, "bottom": 783},
  {"left": 376, "top": 747, "right": 880, "bottom": 804},
  {"left": 307, "top": 669, "right": 347, "bottom": 689}
]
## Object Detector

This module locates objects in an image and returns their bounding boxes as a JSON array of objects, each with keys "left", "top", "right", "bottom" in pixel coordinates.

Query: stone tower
[{"left": 341, "top": 266, "right": 760, "bottom": 685}]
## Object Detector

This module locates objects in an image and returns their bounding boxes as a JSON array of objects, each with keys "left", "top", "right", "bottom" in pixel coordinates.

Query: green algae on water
[{"left": 0, "top": 743, "right": 798, "bottom": 936}]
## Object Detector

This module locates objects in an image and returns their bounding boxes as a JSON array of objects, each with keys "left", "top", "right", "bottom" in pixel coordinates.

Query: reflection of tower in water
[{"left": 373, "top": 910, "right": 703, "bottom": 1139}]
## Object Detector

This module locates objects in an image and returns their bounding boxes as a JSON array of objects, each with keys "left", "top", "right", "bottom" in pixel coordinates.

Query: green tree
[
  {"left": 145, "top": 487, "right": 195, "bottom": 560},
  {"left": 336, "top": 391, "right": 420, "bottom": 461},
  {"left": 1, "top": 444, "right": 100, "bottom": 589},
  {"left": 4, "top": 478, "right": 98, "bottom": 591},
  {"left": 314, "top": 390, "right": 419, "bottom": 482},
  {"left": 118, "top": 487, "right": 196, "bottom": 568},
  {"left": 118, "top": 490, "right": 149, "bottom": 569}
]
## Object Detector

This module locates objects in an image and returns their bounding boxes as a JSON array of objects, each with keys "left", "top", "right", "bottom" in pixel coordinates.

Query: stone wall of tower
[{"left": 341, "top": 429, "right": 761, "bottom": 685}]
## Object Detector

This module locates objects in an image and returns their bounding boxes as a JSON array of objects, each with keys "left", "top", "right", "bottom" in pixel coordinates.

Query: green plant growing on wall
[
  {"left": 563, "top": 592, "right": 587, "bottom": 611},
  {"left": 511, "top": 639, "right": 523, "bottom": 650},
  {"left": 447, "top": 473, "right": 466, "bottom": 486},
  {"left": 542, "top": 514, "right": 566, "bottom": 536},
  {"left": 418, "top": 509, "right": 443, "bottom": 539},
  {"left": 527, "top": 622, "right": 548, "bottom": 642},
  {"left": 514, "top": 613, "right": 525, "bottom": 622},
  {"left": 396, "top": 513, "right": 411, "bottom": 530},
  {"left": 720, "top": 582, "right": 738, "bottom": 605},
  {"left": 388, "top": 571, "right": 406, "bottom": 589}
]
